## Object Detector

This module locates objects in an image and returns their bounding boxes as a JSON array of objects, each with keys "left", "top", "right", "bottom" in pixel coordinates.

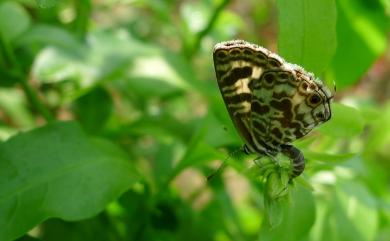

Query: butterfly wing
[
  {"left": 213, "top": 40, "right": 332, "bottom": 155},
  {"left": 213, "top": 40, "right": 273, "bottom": 153},
  {"left": 250, "top": 61, "right": 333, "bottom": 152},
  {"left": 213, "top": 40, "right": 333, "bottom": 180}
]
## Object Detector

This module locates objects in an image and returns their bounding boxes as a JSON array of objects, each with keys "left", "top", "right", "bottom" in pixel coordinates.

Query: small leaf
[
  {"left": 263, "top": 171, "right": 290, "bottom": 228},
  {"left": 0, "top": 121, "right": 139, "bottom": 241},
  {"left": 0, "top": 1, "right": 31, "bottom": 42},
  {"left": 15, "top": 25, "right": 84, "bottom": 55},
  {"left": 261, "top": 185, "right": 315, "bottom": 241},
  {"left": 73, "top": 87, "right": 113, "bottom": 134}
]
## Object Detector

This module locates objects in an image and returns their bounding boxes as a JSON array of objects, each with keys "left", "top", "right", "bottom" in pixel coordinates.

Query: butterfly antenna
[{"left": 207, "top": 148, "right": 243, "bottom": 181}]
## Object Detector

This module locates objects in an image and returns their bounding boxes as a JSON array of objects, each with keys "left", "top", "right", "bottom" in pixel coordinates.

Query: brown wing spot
[
  {"left": 252, "top": 101, "right": 270, "bottom": 115},
  {"left": 256, "top": 52, "right": 267, "bottom": 61},
  {"left": 272, "top": 91, "right": 288, "bottom": 99},
  {"left": 279, "top": 72, "right": 289, "bottom": 80},
  {"left": 271, "top": 99, "right": 293, "bottom": 127},
  {"left": 263, "top": 73, "right": 275, "bottom": 85},
  {"left": 243, "top": 48, "right": 253, "bottom": 55},
  {"left": 270, "top": 99, "right": 292, "bottom": 114},
  {"left": 221, "top": 66, "right": 253, "bottom": 86},
  {"left": 216, "top": 51, "right": 227, "bottom": 59},
  {"left": 230, "top": 49, "right": 241, "bottom": 55},
  {"left": 226, "top": 93, "right": 252, "bottom": 104},
  {"left": 268, "top": 58, "right": 282, "bottom": 68},
  {"left": 293, "top": 128, "right": 304, "bottom": 138}
]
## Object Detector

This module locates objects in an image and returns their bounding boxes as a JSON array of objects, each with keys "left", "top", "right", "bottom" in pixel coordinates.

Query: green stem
[
  {"left": 20, "top": 80, "right": 54, "bottom": 122},
  {"left": 0, "top": 33, "right": 54, "bottom": 123},
  {"left": 73, "top": 0, "right": 91, "bottom": 40}
]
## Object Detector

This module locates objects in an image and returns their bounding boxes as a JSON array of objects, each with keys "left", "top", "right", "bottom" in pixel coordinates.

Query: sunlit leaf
[{"left": 277, "top": 0, "right": 337, "bottom": 75}]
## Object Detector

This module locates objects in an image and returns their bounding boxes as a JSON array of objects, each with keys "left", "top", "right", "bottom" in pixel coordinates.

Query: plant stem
[
  {"left": 20, "top": 79, "right": 54, "bottom": 122},
  {"left": 73, "top": 0, "right": 91, "bottom": 40},
  {"left": 0, "top": 34, "right": 54, "bottom": 123}
]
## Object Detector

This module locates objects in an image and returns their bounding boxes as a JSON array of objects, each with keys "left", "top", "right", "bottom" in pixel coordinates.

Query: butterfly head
[{"left": 299, "top": 77, "right": 333, "bottom": 126}]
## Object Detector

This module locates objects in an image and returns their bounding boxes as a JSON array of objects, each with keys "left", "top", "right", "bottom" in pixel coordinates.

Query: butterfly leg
[{"left": 280, "top": 144, "right": 305, "bottom": 179}]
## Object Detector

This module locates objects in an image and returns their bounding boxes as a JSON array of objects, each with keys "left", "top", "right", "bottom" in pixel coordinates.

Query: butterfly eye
[{"left": 308, "top": 93, "right": 322, "bottom": 106}]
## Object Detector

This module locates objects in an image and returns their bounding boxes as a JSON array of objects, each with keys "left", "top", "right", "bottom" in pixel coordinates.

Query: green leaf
[
  {"left": 331, "top": 180, "right": 378, "bottom": 241},
  {"left": 277, "top": 0, "right": 337, "bottom": 75},
  {"left": 261, "top": 185, "right": 316, "bottom": 241},
  {"left": 304, "top": 151, "right": 357, "bottom": 163},
  {"left": 14, "top": 24, "right": 85, "bottom": 55},
  {"left": 73, "top": 87, "right": 113, "bottom": 134},
  {"left": 329, "top": 0, "right": 390, "bottom": 88},
  {"left": 0, "top": 88, "right": 35, "bottom": 128},
  {"left": 262, "top": 170, "right": 290, "bottom": 228},
  {"left": 0, "top": 1, "right": 31, "bottom": 43},
  {"left": 35, "top": 0, "right": 58, "bottom": 8},
  {"left": 363, "top": 102, "right": 390, "bottom": 156},
  {"left": 0, "top": 121, "right": 139, "bottom": 241},
  {"left": 317, "top": 103, "right": 364, "bottom": 138}
]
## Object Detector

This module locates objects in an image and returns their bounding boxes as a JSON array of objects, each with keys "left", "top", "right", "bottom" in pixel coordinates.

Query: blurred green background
[{"left": 1, "top": 0, "right": 390, "bottom": 240}]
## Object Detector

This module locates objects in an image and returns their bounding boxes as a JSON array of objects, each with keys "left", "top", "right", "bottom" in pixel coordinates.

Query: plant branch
[
  {"left": 20, "top": 79, "right": 54, "bottom": 122},
  {"left": 0, "top": 34, "right": 54, "bottom": 123}
]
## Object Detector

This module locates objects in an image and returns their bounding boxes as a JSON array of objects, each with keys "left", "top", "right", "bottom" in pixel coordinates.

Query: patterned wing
[
  {"left": 250, "top": 60, "right": 332, "bottom": 152},
  {"left": 213, "top": 40, "right": 279, "bottom": 154},
  {"left": 213, "top": 40, "right": 332, "bottom": 155}
]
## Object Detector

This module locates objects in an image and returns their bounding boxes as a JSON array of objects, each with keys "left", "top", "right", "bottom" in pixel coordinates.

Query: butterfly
[{"left": 213, "top": 40, "right": 332, "bottom": 179}]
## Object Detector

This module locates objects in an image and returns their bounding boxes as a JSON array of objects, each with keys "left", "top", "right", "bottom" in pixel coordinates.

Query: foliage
[{"left": 1, "top": 0, "right": 390, "bottom": 240}]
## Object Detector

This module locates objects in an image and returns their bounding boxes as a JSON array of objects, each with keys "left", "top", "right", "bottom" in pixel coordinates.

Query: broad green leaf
[
  {"left": 277, "top": 0, "right": 337, "bottom": 75},
  {"left": 0, "top": 121, "right": 139, "bottom": 241},
  {"left": 329, "top": 0, "right": 390, "bottom": 88},
  {"left": 317, "top": 103, "right": 364, "bottom": 138},
  {"left": 0, "top": 1, "right": 31, "bottom": 42}
]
